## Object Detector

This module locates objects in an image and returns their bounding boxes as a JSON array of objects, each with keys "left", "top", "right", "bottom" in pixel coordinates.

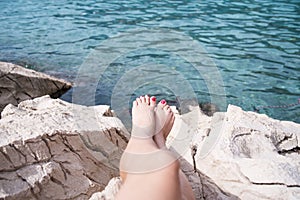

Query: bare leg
[
  {"left": 119, "top": 95, "right": 158, "bottom": 181},
  {"left": 154, "top": 100, "right": 195, "bottom": 200},
  {"left": 117, "top": 96, "right": 182, "bottom": 200}
]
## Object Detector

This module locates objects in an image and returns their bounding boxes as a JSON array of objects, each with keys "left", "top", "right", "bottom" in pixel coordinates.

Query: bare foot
[
  {"left": 131, "top": 95, "right": 156, "bottom": 139},
  {"left": 154, "top": 99, "right": 175, "bottom": 148},
  {"left": 120, "top": 95, "right": 157, "bottom": 181}
]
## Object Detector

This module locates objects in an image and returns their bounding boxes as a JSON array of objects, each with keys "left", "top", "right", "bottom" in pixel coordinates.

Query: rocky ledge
[
  {"left": 169, "top": 104, "right": 300, "bottom": 199},
  {"left": 0, "top": 95, "right": 299, "bottom": 200},
  {"left": 0, "top": 96, "right": 129, "bottom": 199},
  {"left": 0, "top": 62, "right": 72, "bottom": 113}
]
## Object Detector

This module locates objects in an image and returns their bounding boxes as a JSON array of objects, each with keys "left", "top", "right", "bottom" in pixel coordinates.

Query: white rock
[
  {"left": 89, "top": 177, "right": 122, "bottom": 200},
  {"left": 169, "top": 104, "right": 300, "bottom": 200},
  {"left": 0, "top": 96, "right": 129, "bottom": 200},
  {"left": 2, "top": 94, "right": 299, "bottom": 200}
]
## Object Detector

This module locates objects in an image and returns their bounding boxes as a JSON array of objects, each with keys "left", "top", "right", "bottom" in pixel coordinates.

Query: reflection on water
[{"left": 0, "top": 0, "right": 299, "bottom": 122}]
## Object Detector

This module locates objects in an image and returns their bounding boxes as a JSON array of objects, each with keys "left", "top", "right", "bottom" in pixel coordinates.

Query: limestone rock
[
  {"left": 0, "top": 62, "right": 72, "bottom": 113},
  {"left": 2, "top": 94, "right": 299, "bottom": 200},
  {"left": 0, "top": 96, "right": 129, "bottom": 200},
  {"left": 89, "top": 177, "right": 122, "bottom": 200},
  {"left": 166, "top": 107, "right": 240, "bottom": 199},
  {"left": 169, "top": 104, "right": 300, "bottom": 200}
]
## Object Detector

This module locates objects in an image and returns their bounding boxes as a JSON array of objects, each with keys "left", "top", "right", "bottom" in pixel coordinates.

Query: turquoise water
[{"left": 0, "top": 0, "right": 299, "bottom": 123}]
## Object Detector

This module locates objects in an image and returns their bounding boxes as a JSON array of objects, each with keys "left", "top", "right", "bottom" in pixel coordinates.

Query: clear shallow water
[{"left": 0, "top": 0, "right": 299, "bottom": 123}]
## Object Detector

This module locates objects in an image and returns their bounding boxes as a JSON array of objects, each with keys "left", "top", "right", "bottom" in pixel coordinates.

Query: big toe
[
  {"left": 157, "top": 99, "right": 167, "bottom": 109},
  {"left": 150, "top": 96, "right": 157, "bottom": 107}
]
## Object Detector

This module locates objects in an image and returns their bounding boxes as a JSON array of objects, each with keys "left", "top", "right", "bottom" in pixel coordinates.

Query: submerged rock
[
  {"left": 0, "top": 62, "right": 72, "bottom": 113},
  {"left": 0, "top": 96, "right": 129, "bottom": 200}
]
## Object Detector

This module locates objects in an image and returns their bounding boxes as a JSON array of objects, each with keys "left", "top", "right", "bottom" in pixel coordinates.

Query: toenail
[
  {"left": 161, "top": 99, "right": 166, "bottom": 104},
  {"left": 151, "top": 97, "right": 156, "bottom": 101}
]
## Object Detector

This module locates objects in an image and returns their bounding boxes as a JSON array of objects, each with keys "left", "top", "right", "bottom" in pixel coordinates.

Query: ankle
[
  {"left": 125, "top": 138, "right": 158, "bottom": 153},
  {"left": 129, "top": 137, "right": 154, "bottom": 144}
]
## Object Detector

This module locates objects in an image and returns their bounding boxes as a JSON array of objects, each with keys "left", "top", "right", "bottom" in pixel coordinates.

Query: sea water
[{"left": 0, "top": 0, "right": 299, "bottom": 123}]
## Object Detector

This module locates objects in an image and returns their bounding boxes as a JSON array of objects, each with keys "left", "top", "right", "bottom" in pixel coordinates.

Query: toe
[
  {"left": 157, "top": 99, "right": 167, "bottom": 109},
  {"left": 171, "top": 115, "right": 175, "bottom": 124},
  {"left": 150, "top": 96, "right": 156, "bottom": 107},
  {"left": 133, "top": 100, "right": 138, "bottom": 107},
  {"left": 136, "top": 97, "right": 142, "bottom": 104},
  {"left": 164, "top": 104, "right": 170, "bottom": 111},
  {"left": 140, "top": 96, "right": 146, "bottom": 103},
  {"left": 165, "top": 105, "right": 174, "bottom": 114},
  {"left": 145, "top": 95, "right": 150, "bottom": 105}
]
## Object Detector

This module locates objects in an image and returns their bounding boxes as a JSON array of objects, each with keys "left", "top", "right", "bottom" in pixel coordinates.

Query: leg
[
  {"left": 154, "top": 100, "right": 195, "bottom": 200},
  {"left": 117, "top": 158, "right": 181, "bottom": 200},
  {"left": 117, "top": 95, "right": 182, "bottom": 200},
  {"left": 119, "top": 95, "right": 158, "bottom": 181}
]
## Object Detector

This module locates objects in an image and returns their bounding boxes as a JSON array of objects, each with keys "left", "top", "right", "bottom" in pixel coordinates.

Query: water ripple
[{"left": 0, "top": 0, "right": 299, "bottom": 122}]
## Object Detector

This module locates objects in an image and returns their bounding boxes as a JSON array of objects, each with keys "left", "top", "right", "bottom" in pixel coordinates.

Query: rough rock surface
[
  {"left": 168, "top": 105, "right": 300, "bottom": 200},
  {"left": 1, "top": 94, "right": 299, "bottom": 200},
  {"left": 0, "top": 62, "right": 72, "bottom": 113},
  {"left": 0, "top": 96, "right": 129, "bottom": 200}
]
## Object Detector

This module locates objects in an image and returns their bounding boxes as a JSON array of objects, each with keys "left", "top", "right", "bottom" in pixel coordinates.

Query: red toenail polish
[
  {"left": 161, "top": 99, "right": 166, "bottom": 104},
  {"left": 151, "top": 97, "right": 156, "bottom": 101}
]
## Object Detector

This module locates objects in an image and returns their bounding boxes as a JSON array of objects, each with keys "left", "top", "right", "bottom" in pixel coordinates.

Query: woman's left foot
[{"left": 153, "top": 99, "right": 175, "bottom": 148}]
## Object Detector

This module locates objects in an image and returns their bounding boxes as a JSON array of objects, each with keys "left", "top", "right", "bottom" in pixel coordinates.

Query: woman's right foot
[
  {"left": 154, "top": 99, "right": 175, "bottom": 148},
  {"left": 120, "top": 95, "right": 157, "bottom": 181},
  {"left": 130, "top": 95, "right": 156, "bottom": 139},
  {"left": 120, "top": 97, "right": 175, "bottom": 181}
]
